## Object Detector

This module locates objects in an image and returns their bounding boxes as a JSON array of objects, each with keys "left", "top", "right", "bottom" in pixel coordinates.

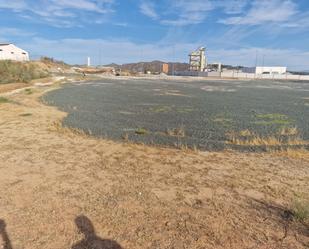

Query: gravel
[{"left": 43, "top": 78, "right": 309, "bottom": 151}]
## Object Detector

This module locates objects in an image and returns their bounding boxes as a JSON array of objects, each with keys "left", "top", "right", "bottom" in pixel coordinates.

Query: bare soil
[
  {"left": 0, "top": 83, "right": 30, "bottom": 94},
  {"left": 0, "top": 81, "right": 308, "bottom": 249}
]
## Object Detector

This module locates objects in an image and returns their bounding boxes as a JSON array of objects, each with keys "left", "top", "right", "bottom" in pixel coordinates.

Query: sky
[{"left": 0, "top": 0, "right": 309, "bottom": 70}]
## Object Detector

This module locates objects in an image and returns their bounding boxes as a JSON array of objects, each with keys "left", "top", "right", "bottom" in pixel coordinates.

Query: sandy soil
[
  {"left": 0, "top": 81, "right": 308, "bottom": 249},
  {"left": 0, "top": 83, "right": 31, "bottom": 94}
]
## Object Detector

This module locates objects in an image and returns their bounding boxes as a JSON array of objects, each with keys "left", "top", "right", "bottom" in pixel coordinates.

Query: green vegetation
[
  {"left": 292, "top": 199, "right": 309, "bottom": 222},
  {"left": 0, "top": 60, "right": 49, "bottom": 84},
  {"left": 150, "top": 106, "right": 172, "bottom": 113},
  {"left": 19, "top": 113, "right": 32, "bottom": 117},
  {"left": 25, "top": 88, "right": 34, "bottom": 95},
  {"left": 177, "top": 107, "right": 194, "bottom": 113},
  {"left": 0, "top": 96, "right": 9, "bottom": 103},
  {"left": 135, "top": 128, "right": 148, "bottom": 135},
  {"left": 253, "top": 113, "right": 293, "bottom": 125}
]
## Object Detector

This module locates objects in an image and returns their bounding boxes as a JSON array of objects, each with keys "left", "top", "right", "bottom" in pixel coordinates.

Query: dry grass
[
  {"left": 121, "top": 133, "right": 129, "bottom": 141},
  {"left": 273, "top": 148, "right": 309, "bottom": 159},
  {"left": 226, "top": 128, "right": 308, "bottom": 147},
  {"left": 0, "top": 60, "right": 49, "bottom": 84},
  {"left": 166, "top": 125, "right": 186, "bottom": 137},
  {"left": 238, "top": 129, "right": 253, "bottom": 136},
  {"left": 48, "top": 121, "right": 89, "bottom": 138},
  {"left": 279, "top": 126, "right": 299, "bottom": 136},
  {"left": 228, "top": 136, "right": 307, "bottom": 146}
]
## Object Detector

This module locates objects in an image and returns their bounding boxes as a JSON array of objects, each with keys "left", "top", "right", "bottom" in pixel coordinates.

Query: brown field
[{"left": 0, "top": 80, "right": 308, "bottom": 249}]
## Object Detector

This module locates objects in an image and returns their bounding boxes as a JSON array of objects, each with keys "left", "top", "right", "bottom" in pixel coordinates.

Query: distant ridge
[{"left": 105, "top": 60, "right": 189, "bottom": 74}]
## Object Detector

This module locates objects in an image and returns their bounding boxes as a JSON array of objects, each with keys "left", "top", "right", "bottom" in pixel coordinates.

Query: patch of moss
[
  {"left": 292, "top": 199, "right": 309, "bottom": 222},
  {"left": 135, "top": 128, "right": 148, "bottom": 135},
  {"left": 0, "top": 97, "right": 9, "bottom": 103},
  {"left": 19, "top": 113, "right": 32, "bottom": 117},
  {"left": 25, "top": 88, "right": 34, "bottom": 95},
  {"left": 177, "top": 107, "right": 194, "bottom": 113},
  {"left": 150, "top": 106, "right": 172, "bottom": 113},
  {"left": 213, "top": 117, "right": 233, "bottom": 124},
  {"left": 254, "top": 113, "right": 293, "bottom": 125}
]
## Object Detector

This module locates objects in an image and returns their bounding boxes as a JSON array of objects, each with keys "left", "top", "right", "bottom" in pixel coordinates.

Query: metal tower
[{"left": 189, "top": 47, "right": 207, "bottom": 72}]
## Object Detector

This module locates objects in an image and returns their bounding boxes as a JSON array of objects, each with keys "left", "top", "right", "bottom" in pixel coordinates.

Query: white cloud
[
  {"left": 220, "top": 0, "right": 297, "bottom": 25},
  {"left": 0, "top": 0, "right": 115, "bottom": 27},
  {"left": 0, "top": 0, "right": 27, "bottom": 11},
  {"left": 140, "top": 1, "right": 158, "bottom": 20},
  {"left": 280, "top": 11, "right": 309, "bottom": 29},
  {"left": 139, "top": 0, "right": 248, "bottom": 26},
  {"left": 217, "top": 0, "right": 248, "bottom": 14},
  {"left": 20, "top": 37, "right": 199, "bottom": 64},
  {"left": 161, "top": 0, "right": 214, "bottom": 26},
  {"left": 139, "top": 0, "right": 214, "bottom": 26},
  {"left": 0, "top": 27, "right": 35, "bottom": 37}
]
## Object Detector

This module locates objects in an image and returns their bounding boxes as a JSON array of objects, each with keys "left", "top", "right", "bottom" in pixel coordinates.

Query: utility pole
[
  {"left": 172, "top": 45, "right": 175, "bottom": 76},
  {"left": 254, "top": 50, "right": 258, "bottom": 79},
  {"left": 140, "top": 48, "right": 144, "bottom": 73}
]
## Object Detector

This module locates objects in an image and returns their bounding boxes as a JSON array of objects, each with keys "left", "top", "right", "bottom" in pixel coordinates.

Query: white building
[
  {"left": 0, "top": 43, "right": 29, "bottom": 61},
  {"left": 242, "top": 66, "right": 287, "bottom": 75}
]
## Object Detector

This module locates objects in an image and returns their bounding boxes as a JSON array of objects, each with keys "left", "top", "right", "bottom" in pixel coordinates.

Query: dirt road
[{"left": 0, "top": 82, "right": 308, "bottom": 249}]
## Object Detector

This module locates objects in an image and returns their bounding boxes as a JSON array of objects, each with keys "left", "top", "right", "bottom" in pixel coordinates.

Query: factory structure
[
  {"left": 189, "top": 47, "right": 207, "bottom": 72},
  {"left": 0, "top": 43, "right": 29, "bottom": 61},
  {"left": 174, "top": 46, "right": 222, "bottom": 77},
  {"left": 173, "top": 46, "right": 291, "bottom": 79},
  {"left": 242, "top": 66, "right": 287, "bottom": 75}
]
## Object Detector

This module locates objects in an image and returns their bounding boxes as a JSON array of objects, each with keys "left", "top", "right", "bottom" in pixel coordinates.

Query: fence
[
  {"left": 219, "top": 71, "right": 309, "bottom": 81},
  {"left": 174, "top": 71, "right": 309, "bottom": 80}
]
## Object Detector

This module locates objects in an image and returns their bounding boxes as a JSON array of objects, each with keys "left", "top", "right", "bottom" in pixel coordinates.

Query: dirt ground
[{"left": 0, "top": 81, "right": 308, "bottom": 249}]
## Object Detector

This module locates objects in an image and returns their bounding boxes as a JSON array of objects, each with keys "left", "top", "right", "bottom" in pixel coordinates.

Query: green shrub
[
  {"left": 0, "top": 60, "right": 49, "bottom": 84},
  {"left": 0, "top": 97, "right": 9, "bottom": 103},
  {"left": 135, "top": 128, "right": 148, "bottom": 135},
  {"left": 292, "top": 200, "right": 309, "bottom": 222}
]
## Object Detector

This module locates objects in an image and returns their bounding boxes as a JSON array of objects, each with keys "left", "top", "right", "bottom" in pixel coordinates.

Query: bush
[
  {"left": 0, "top": 97, "right": 9, "bottom": 103},
  {"left": 0, "top": 60, "right": 49, "bottom": 84},
  {"left": 292, "top": 199, "right": 309, "bottom": 222}
]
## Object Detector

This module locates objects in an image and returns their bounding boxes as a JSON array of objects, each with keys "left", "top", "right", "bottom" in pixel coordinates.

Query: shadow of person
[
  {"left": 0, "top": 219, "right": 13, "bottom": 249},
  {"left": 71, "top": 215, "right": 123, "bottom": 249}
]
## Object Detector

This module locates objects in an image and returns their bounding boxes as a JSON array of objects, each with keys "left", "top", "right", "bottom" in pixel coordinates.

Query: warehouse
[
  {"left": 242, "top": 66, "right": 287, "bottom": 75},
  {"left": 0, "top": 43, "right": 29, "bottom": 61}
]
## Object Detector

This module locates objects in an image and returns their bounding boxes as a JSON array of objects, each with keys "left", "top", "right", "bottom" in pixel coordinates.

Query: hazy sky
[{"left": 1, "top": 0, "right": 309, "bottom": 70}]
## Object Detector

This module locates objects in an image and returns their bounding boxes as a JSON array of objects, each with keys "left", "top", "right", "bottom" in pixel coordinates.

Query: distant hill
[
  {"left": 105, "top": 61, "right": 189, "bottom": 74},
  {"left": 105, "top": 61, "right": 250, "bottom": 74}
]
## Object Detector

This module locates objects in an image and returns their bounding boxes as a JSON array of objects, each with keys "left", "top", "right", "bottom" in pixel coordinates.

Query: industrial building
[
  {"left": 162, "top": 63, "right": 169, "bottom": 74},
  {"left": 242, "top": 66, "right": 287, "bottom": 75},
  {"left": 0, "top": 43, "right": 29, "bottom": 61},
  {"left": 189, "top": 47, "right": 207, "bottom": 72}
]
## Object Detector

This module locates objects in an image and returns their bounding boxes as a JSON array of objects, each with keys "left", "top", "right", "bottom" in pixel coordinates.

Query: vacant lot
[
  {"left": 44, "top": 78, "right": 309, "bottom": 151},
  {"left": 0, "top": 78, "right": 308, "bottom": 249}
]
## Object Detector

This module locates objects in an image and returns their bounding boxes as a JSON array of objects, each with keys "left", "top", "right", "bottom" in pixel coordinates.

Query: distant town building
[
  {"left": 162, "top": 63, "right": 169, "bottom": 74},
  {"left": 0, "top": 43, "right": 29, "bottom": 61},
  {"left": 242, "top": 66, "right": 287, "bottom": 75}
]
